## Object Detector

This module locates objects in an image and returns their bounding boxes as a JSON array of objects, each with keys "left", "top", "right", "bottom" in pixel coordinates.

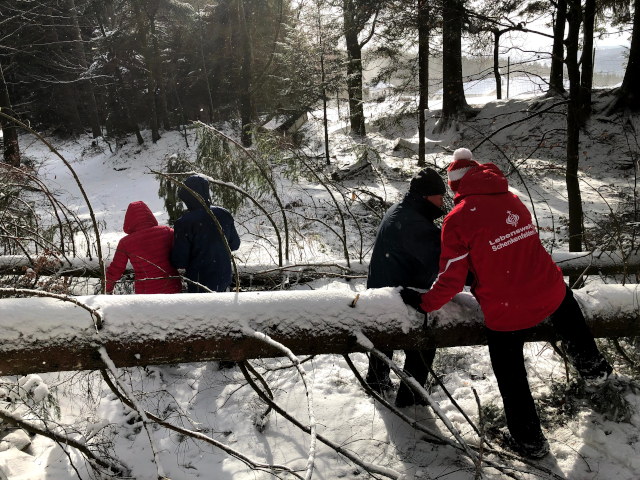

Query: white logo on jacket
[{"left": 506, "top": 210, "right": 519, "bottom": 227}]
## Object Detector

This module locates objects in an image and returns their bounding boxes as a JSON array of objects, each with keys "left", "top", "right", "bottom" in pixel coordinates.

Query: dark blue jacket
[
  {"left": 367, "top": 191, "right": 444, "bottom": 289},
  {"left": 171, "top": 176, "right": 241, "bottom": 292}
]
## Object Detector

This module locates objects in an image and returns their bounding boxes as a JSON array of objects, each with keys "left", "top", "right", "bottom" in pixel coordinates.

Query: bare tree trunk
[
  {"left": 493, "top": 29, "right": 502, "bottom": 100},
  {"left": 435, "top": 0, "right": 469, "bottom": 133},
  {"left": 343, "top": 3, "right": 366, "bottom": 137},
  {"left": 0, "top": 62, "right": 20, "bottom": 167},
  {"left": 579, "top": 0, "right": 596, "bottom": 123},
  {"left": 548, "top": 0, "right": 567, "bottom": 96},
  {"left": 417, "top": 0, "right": 429, "bottom": 166},
  {"left": 321, "top": 54, "right": 331, "bottom": 165},
  {"left": 198, "top": 12, "right": 216, "bottom": 123},
  {"left": 94, "top": 4, "right": 144, "bottom": 144},
  {"left": 611, "top": 0, "right": 640, "bottom": 112},
  {"left": 65, "top": 0, "right": 102, "bottom": 138},
  {"left": 150, "top": 20, "right": 170, "bottom": 130},
  {"left": 238, "top": 0, "right": 254, "bottom": 147},
  {"left": 132, "top": 0, "right": 160, "bottom": 142},
  {"left": 45, "top": 6, "right": 84, "bottom": 134},
  {"left": 565, "top": 0, "right": 584, "bottom": 256}
]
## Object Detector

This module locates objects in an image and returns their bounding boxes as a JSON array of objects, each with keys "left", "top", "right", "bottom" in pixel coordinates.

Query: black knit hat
[{"left": 409, "top": 168, "right": 446, "bottom": 196}]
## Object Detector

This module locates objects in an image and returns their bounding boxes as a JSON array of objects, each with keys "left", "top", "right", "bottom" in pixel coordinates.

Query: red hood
[
  {"left": 453, "top": 162, "right": 509, "bottom": 203},
  {"left": 123, "top": 201, "right": 158, "bottom": 234}
]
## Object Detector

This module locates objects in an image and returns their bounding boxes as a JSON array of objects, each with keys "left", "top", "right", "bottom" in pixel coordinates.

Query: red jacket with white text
[
  {"left": 420, "top": 163, "right": 566, "bottom": 331},
  {"left": 106, "top": 201, "right": 182, "bottom": 294}
]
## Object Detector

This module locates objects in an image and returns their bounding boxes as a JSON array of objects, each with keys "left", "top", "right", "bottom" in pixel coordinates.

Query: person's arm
[
  {"left": 227, "top": 218, "right": 240, "bottom": 251},
  {"left": 105, "top": 240, "right": 129, "bottom": 294},
  {"left": 216, "top": 208, "right": 240, "bottom": 251},
  {"left": 419, "top": 219, "right": 470, "bottom": 312},
  {"left": 402, "top": 222, "right": 440, "bottom": 288}
]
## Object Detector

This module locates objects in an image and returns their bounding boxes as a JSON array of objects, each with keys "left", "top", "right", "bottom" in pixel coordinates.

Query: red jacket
[
  {"left": 106, "top": 201, "right": 182, "bottom": 294},
  {"left": 420, "top": 163, "right": 566, "bottom": 331}
]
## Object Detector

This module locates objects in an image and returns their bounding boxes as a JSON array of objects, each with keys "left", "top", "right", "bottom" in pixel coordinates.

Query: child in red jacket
[
  {"left": 106, "top": 201, "right": 181, "bottom": 294},
  {"left": 402, "top": 148, "right": 612, "bottom": 459}
]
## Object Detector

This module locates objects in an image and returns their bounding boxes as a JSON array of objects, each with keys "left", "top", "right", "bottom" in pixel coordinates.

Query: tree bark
[
  {"left": 45, "top": 6, "right": 84, "bottom": 134},
  {"left": 0, "top": 285, "right": 636, "bottom": 376},
  {"left": 417, "top": 0, "right": 430, "bottom": 166},
  {"left": 435, "top": 0, "right": 469, "bottom": 133},
  {"left": 65, "top": 0, "right": 102, "bottom": 138},
  {"left": 132, "top": 0, "right": 160, "bottom": 142},
  {"left": 0, "top": 62, "right": 20, "bottom": 167},
  {"left": 3, "top": 251, "right": 639, "bottom": 279},
  {"left": 565, "top": 0, "right": 584, "bottom": 254},
  {"left": 238, "top": 0, "right": 254, "bottom": 147},
  {"left": 613, "top": 0, "right": 640, "bottom": 111},
  {"left": 343, "top": 0, "right": 367, "bottom": 137},
  {"left": 579, "top": 0, "right": 596, "bottom": 123},
  {"left": 548, "top": 0, "right": 567, "bottom": 96},
  {"left": 493, "top": 29, "right": 502, "bottom": 100}
]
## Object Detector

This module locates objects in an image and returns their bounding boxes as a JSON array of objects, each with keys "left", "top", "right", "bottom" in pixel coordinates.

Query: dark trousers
[
  {"left": 487, "top": 285, "right": 612, "bottom": 445},
  {"left": 366, "top": 348, "right": 436, "bottom": 397}
]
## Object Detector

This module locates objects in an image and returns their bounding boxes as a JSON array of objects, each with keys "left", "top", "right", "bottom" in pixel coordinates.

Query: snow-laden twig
[
  {"left": 242, "top": 327, "right": 317, "bottom": 480},
  {"left": 240, "top": 361, "right": 406, "bottom": 480},
  {"left": 98, "top": 347, "right": 167, "bottom": 479},
  {"left": 0, "top": 407, "right": 126, "bottom": 476},
  {"left": 352, "top": 331, "right": 480, "bottom": 463},
  {"left": 350, "top": 338, "right": 567, "bottom": 480},
  {"left": 194, "top": 121, "right": 291, "bottom": 263},
  {"left": 99, "top": 369, "right": 301, "bottom": 479},
  {"left": 0, "top": 111, "right": 106, "bottom": 291},
  {"left": 0, "top": 287, "right": 103, "bottom": 331},
  {"left": 342, "top": 354, "right": 451, "bottom": 445}
]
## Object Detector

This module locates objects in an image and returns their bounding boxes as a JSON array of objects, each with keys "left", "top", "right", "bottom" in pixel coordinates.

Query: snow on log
[{"left": 0, "top": 285, "right": 638, "bottom": 376}]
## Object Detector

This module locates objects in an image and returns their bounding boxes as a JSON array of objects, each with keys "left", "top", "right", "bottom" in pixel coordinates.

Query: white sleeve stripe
[{"left": 432, "top": 252, "right": 469, "bottom": 285}]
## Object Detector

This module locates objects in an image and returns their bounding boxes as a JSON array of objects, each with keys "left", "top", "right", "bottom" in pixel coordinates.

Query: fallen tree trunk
[
  {"left": 1, "top": 252, "right": 639, "bottom": 288},
  {"left": 0, "top": 284, "right": 638, "bottom": 376}
]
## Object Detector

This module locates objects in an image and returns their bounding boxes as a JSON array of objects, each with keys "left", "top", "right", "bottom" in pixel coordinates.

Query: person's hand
[{"left": 400, "top": 287, "right": 424, "bottom": 312}]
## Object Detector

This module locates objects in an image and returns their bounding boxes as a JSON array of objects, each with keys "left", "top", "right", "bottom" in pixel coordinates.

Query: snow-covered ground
[{"left": 1, "top": 90, "right": 640, "bottom": 480}]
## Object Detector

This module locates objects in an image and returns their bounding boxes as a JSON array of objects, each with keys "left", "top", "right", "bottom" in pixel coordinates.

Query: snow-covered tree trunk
[{"left": 0, "top": 285, "right": 638, "bottom": 376}]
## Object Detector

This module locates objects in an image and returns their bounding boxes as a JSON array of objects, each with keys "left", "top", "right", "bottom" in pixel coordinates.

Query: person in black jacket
[
  {"left": 171, "top": 175, "right": 241, "bottom": 293},
  {"left": 366, "top": 168, "right": 446, "bottom": 407}
]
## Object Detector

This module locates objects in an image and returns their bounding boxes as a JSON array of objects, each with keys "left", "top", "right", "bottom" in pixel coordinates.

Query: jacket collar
[{"left": 405, "top": 191, "right": 445, "bottom": 221}]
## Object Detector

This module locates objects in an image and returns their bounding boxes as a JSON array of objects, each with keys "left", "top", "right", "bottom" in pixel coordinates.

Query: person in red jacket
[
  {"left": 106, "top": 201, "right": 182, "bottom": 294},
  {"left": 401, "top": 148, "right": 612, "bottom": 459}
]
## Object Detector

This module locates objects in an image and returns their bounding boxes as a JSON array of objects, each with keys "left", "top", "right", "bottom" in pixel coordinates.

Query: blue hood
[{"left": 179, "top": 175, "right": 211, "bottom": 211}]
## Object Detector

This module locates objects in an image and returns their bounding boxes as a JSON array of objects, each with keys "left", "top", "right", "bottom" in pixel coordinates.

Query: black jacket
[
  {"left": 171, "top": 176, "right": 241, "bottom": 292},
  {"left": 367, "top": 191, "right": 444, "bottom": 289}
]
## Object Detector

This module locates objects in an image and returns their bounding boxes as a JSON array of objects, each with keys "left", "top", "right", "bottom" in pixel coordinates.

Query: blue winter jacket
[
  {"left": 171, "top": 175, "right": 241, "bottom": 292},
  {"left": 367, "top": 191, "right": 444, "bottom": 290}
]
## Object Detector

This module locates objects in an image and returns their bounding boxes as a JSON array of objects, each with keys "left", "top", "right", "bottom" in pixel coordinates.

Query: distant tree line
[{"left": 0, "top": 0, "right": 638, "bottom": 169}]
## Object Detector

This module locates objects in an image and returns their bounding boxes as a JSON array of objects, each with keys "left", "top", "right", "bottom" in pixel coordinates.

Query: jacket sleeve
[
  {"left": 220, "top": 209, "right": 240, "bottom": 251},
  {"left": 171, "top": 218, "right": 191, "bottom": 269},
  {"left": 105, "top": 239, "right": 129, "bottom": 293},
  {"left": 401, "top": 222, "right": 440, "bottom": 288},
  {"left": 420, "top": 217, "right": 469, "bottom": 312},
  {"left": 227, "top": 220, "right": 240, "bottom": 251}
]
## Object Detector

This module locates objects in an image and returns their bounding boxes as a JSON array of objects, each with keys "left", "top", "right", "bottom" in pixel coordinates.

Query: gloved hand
[{"left": 400, "top": 287, "right": 424, "bottom": 313}]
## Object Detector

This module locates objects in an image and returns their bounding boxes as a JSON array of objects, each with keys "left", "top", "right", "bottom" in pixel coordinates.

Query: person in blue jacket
[
  {"left": 171, "top": 175, "right": 241, "bottom": 293},
  {"left": 366, "top": 167, "right": 446, "bottom": 408}
]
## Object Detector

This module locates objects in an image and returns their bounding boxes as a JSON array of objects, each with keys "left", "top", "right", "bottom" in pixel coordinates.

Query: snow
[{"left": 1, "top": 89, "right": 640, "bottom": 480}]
